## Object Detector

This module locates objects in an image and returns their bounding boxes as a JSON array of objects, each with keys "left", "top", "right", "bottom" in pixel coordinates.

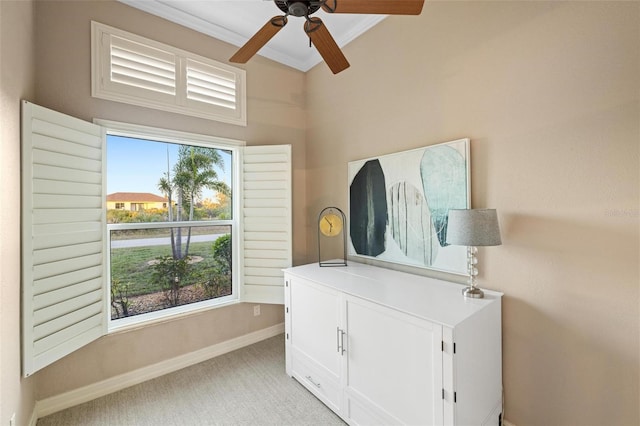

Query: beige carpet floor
[{"left": 37, "top": 334, "right": 345, "bottom": 426}]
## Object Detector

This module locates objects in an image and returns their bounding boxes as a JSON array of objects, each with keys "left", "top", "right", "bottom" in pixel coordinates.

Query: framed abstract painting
[{"left": 348, "top": 138, "right": 470, "bottom": 275}]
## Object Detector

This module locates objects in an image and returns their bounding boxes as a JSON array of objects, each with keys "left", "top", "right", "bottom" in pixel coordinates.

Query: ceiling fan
[{"left": 229, "top": 0, "right": 425, "bottom": 74}]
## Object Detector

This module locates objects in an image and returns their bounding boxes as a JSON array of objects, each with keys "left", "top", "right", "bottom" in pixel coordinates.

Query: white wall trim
[
  {"left": 33, "top": 323, "right": 284, "bottom": 420},
  {"left": 27, "top": 408, "right": 38, "bottom": 426}
]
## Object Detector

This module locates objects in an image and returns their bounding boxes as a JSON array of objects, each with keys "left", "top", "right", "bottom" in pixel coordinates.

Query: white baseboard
[
  {"left": 504, "top": 420, "right": 517, "bottom": 426},
  {"left": 27, "top": 408, "right": 38, "bottom": 426},
  {"left": 33, "top": 323, "right": 284, "bottom": 421}
]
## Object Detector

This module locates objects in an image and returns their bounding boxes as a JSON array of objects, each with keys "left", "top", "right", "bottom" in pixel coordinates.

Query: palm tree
[
  {"left": 158, "top": 145, "right": 230, "bottom": 260},
  {"left": 158, "top": 145, "right": 177, "bottom": 257},
  {"left": 157, "top": 172, "right": 176, "bottom": 255}
]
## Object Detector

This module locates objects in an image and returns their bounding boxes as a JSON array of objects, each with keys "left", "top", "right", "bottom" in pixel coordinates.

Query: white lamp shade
[{"left": 446, "top": 209, "right": 502, "bottom": 246}]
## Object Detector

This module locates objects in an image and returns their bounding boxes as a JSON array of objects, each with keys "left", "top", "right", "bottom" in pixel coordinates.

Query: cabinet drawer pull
[
  {"left": 305, "top": 375, "right": 321, "bottom": 388},
  {"left": 336, "top": 327, "right": 346, "bottom": 355}
]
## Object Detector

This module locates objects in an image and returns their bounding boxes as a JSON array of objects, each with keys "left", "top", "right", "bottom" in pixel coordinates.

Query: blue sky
[{"left": 106, "top": 135, "right": 232, "bottom": 201}]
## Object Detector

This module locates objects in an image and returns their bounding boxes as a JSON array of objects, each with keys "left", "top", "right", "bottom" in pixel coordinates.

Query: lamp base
[{"left": 462, "top": 286, "right": 484, "bottom": 299}]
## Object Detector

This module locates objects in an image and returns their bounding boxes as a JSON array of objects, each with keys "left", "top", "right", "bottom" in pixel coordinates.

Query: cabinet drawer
[
  {"left": 345, "top": 394, "right": 399, "bottom": 426},
  {"left": 291, "top": 351, "right": 342, "bottom": 414}
]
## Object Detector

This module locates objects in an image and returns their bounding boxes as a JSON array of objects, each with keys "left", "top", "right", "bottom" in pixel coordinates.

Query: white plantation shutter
[
  {"left": 186, "top": 59, "right": 236, "bottom": 109},
  {"left": 21, "top": 101, "right": 106, "bottom": 377},
  {"left": 110, "top": 35, "right": 177, "bottom": 95},
  {"left": 241, "top": 145, "right": 292, "bottom": 304},
  {"left": 92, "top": 22, "right": 247, "bottom": 126}
]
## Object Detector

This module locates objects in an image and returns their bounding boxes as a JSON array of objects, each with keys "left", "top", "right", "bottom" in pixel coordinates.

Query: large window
[
  {"left": 106, "top": 135, "right": 236, "bottom": 326},
  {"left": 21, "top": 102, "right": 291, "bottom": 376}
]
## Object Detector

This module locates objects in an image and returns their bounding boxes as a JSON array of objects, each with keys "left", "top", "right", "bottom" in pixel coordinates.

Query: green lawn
[
  {"left": 110, "top": 241, "right": 218, "bottom": 297},
  {"left": 110, "top": 225, "right": 230, "bottom": 241}
]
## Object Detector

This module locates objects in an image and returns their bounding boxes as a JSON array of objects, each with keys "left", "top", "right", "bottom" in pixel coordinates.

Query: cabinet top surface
[{"left": 284, "top": 262, "right": 502, "bottom": 327}]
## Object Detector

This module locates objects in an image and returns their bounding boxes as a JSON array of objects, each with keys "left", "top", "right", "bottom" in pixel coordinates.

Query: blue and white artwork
[{"left": 348, "top": 139, "right": 470, "bottom": 275}]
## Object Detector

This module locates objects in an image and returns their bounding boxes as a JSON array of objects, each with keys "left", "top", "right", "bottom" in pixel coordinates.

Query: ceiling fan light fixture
[{"left": 288, "top": 2, "right": 309, "bottom": 17}]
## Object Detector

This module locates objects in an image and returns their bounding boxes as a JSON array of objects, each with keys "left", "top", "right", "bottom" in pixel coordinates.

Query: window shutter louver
[
  {"left": 22, "top": 101, "right": 106, "bottom": 377},
  {"left": 241, "top": 145, "right": 292, "bottom": 304}
]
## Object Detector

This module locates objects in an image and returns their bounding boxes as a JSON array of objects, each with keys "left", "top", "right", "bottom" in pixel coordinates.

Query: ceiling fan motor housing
[{"left": 275, "top": 1, "right": 323, "bottom": 17}]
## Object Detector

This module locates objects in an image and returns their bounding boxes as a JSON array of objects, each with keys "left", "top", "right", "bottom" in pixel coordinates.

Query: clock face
[{"left": 319, "top": 212, "right": 343, "bottom": 237}]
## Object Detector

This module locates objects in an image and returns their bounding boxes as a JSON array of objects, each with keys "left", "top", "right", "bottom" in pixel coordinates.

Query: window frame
[{"left": 97, "top": 119, "right": 245, "bottom": 333}]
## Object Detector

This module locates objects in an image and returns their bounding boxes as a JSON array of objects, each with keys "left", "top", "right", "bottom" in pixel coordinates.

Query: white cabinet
[
  {"left": 284, "top": 262, "right": 503, "bottom": 426},
  {"left": 285, "top": 277, "right": 343, "bottom": 414},
  {"left": 343, "top": 294, "right": 443, "bottom": 425}
]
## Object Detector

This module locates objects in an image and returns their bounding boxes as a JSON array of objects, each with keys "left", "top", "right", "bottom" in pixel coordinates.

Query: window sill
[{"left": 108, "top": 297, "right": 239, "bottom": 335}]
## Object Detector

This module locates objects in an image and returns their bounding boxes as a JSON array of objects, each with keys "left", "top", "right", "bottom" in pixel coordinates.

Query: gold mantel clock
[{"left": 318, "top": 207, "right": 347, "bottom": 267}]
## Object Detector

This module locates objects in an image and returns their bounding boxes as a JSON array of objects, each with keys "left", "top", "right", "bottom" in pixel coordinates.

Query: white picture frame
[{"left": 347, "top": 138, "right": 470, "bottom": 275}]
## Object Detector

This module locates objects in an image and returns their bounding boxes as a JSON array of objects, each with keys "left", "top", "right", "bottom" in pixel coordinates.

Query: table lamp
[{"left": 446, "top": 209, "right": 502, "bottom": 298}]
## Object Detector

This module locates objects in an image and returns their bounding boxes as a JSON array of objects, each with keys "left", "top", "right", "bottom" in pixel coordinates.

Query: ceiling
[{"left": 119, "top": 0, "right": 387, "bottom": 72}]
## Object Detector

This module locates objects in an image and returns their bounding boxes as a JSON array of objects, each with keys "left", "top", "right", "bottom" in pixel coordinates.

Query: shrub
[
  {"left": 202, "top": 234, "right": 232, "bottom": 298},
  {"left": 150, "top": 255, "right": 193, "bottom": 307},
  {"left": 111, "top": 278, "right": 131, "bottom": 319},
  {"left": 107, "top": 208, "right": 168, "bottom": 224},
  {"left": 211, "top": 234, "right": 231, "bottom": 274}
]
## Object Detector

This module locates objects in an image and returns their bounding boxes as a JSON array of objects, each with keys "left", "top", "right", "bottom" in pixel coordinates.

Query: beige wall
[
  {"left": 0, "top": 1, "right": 37, "bottom": 424},
  {"left": 28, "top": 0, "right": 303, "bottom": 402},
  {"left": 306, "top": 2, "right": 639, "bottom": 425}
]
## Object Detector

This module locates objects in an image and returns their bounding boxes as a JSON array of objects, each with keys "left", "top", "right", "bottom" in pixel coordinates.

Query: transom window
[{"left": 92, "top": 21, "right": 247, "bottom": 126}]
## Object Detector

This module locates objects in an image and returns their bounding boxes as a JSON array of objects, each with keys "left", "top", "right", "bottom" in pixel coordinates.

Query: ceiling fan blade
[
  {"left": 230, "top": 16, "right": 287, "bottom": 63},
  {"left": 322, "top": 0, "right": 424, "bottom": 15},
  {"left": 305, "top": 17, "right": 350, "bottom": 74}
]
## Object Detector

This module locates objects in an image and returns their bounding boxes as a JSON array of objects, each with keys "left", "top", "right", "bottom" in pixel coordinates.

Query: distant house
[{"left": 106, "top": 192, "right": 168, "bottom": 211}]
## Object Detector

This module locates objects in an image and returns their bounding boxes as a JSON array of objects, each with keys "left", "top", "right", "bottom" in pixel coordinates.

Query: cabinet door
[
  {"left": 288, "top": 276, "right": 343, "bottom": 413},
  {"left": 344, "top": 295, "right": 443, "bottom": 425}
]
